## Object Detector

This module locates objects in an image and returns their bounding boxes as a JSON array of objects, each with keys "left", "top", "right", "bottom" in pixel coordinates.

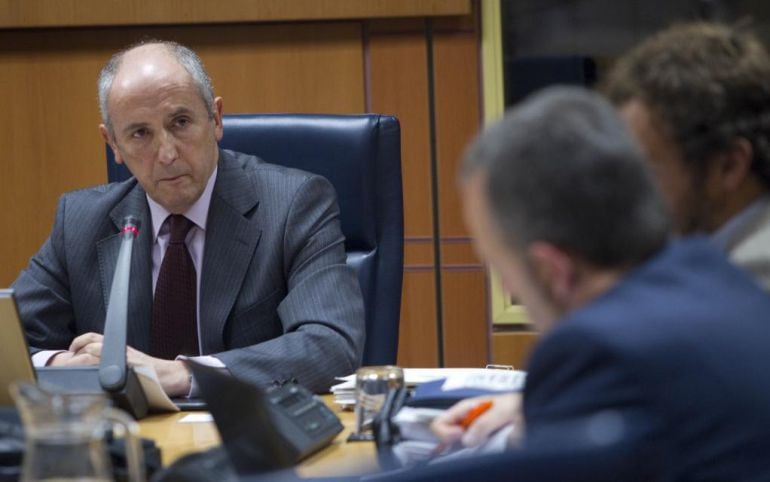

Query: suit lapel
[
  {"left": 96, "top": 183, "right": 153, "bottom": 352},
  {"left": 199, "top": 152, "right": 262, "bottom": 354}
]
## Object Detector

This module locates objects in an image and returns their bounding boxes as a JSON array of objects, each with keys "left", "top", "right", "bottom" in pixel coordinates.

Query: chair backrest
[{"left": 106, "top": 113, "right": 404, "bottom": 365}]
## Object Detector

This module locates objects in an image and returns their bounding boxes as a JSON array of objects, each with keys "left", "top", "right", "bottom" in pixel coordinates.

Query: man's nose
[{"left": 157, "top": 130, "right": 178, "bottom": 165}]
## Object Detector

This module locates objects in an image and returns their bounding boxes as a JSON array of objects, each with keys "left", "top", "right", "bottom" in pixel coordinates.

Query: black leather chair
[{"left": 106, "top": 113, "right": 404, "bottom": 365}]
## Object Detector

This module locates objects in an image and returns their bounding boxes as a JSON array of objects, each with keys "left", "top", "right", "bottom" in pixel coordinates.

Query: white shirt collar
[{"left": 147, "top": 166, "right": 218, "bottom": 242}]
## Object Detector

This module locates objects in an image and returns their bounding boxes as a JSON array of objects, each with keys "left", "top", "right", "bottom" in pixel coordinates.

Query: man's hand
[
  {"left": 49, "top": 332, "right": 192, "bottom": 398},
  {"left": 47, "top": 349, "right": 100, "bottom": 366},
  {"left": 430, "top": 393, "right": 524, "bottom": 448}
]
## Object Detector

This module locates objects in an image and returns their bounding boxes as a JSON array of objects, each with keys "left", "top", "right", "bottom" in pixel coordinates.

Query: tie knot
[{"left": 167, "top": 215, "right": 194, "bottom": 244}]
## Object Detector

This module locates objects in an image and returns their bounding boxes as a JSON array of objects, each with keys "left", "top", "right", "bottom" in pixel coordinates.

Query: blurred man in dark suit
[
  {"left": 428, "top": 86, "right": 770, "bottom": 480},
  {"left": 605, "top": 22, "right": 770, "bottom": 290}
]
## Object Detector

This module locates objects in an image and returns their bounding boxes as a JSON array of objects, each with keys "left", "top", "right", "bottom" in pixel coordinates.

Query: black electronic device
[
  {"left": 0, "top": 408, "right": 23, "bottom": 482},
  {"left": 373, "top": 386, "right": 409, "bottom": 471},
  {"left": 0, "top": 407, "right": 162, "bottom": 482},
  {"left": 186, "top": 361, "right": 343, "bottom": 476},
  {"left": 264, "top": 381, "right": 344, "bottom": 459}
]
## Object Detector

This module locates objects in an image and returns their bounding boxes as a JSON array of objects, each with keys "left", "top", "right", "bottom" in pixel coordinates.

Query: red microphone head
[{"left": 121, "top": 216, "right": 141, "bottom": 237}]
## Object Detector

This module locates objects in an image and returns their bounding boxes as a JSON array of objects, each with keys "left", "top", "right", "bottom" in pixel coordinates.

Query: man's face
[
  {"left": 619, "top": 99, "right": 709, "bottom": 234},
  {"left": 101, "top": 47, "right": 223, "bottom": 214},
  {"left": 462, "top": 174, "right": 559, "bottom": 333}
]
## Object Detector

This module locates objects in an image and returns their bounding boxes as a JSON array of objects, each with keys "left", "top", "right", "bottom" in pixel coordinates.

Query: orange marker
[
  {"left": 431, "top": 400, "right": 495, "bottom": 458},
  {"left": 459, "top": 400, "right": 493, "bottom": 429}
]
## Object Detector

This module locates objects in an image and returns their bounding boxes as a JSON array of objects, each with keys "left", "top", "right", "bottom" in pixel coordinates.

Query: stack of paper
[
  {"left": 329, "top": 368, "right": 526, "bottom": 409},
  {"left": 392, "top": 407, "right": 445, "bottom": 442},
  {"left": 329, "top": 377, "right": 357, "bottom": 407},
  {"left": 133, "top": 364, "right": 180, "bottom": 412},
  {"left": 390, "top": 412, "right": 515, "bottom": 467}
]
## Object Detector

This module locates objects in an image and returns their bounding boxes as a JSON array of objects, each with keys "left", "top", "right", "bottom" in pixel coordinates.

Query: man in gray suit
[
  {"left": 12, "top": 41, "right": 365, "bottom": 396},
  {"left": 604, "top": 22, "right": 770, "bottom": 290}
]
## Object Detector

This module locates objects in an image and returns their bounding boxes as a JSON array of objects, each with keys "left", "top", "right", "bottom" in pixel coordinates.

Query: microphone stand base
[{"left": 36, "top": 366, "right": 150, "bottom": 419}]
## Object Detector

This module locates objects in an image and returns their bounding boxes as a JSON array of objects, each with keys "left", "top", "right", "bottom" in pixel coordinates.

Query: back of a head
[
  {"left": 603, "top": 21, "right": 770, "bottom": 185},
  {"left": 462, "top": 86, "right": 670, "bottom": 268}
]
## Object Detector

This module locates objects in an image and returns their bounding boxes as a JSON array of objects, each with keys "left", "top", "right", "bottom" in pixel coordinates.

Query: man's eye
[
  {"left": 132, "top": 128, "right": 148, "bottom": 139},
  {"left": 174, "top": 117, "right": 190, "bottom": 128}
]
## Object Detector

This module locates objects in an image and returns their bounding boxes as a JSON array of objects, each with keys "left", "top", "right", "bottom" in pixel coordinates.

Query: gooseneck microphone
[
  {"left": 36, "top": 215, "right": 150, "bottom": 419},
  {"left": 99, "top": 216, "right": 140, "bottom": 391}
]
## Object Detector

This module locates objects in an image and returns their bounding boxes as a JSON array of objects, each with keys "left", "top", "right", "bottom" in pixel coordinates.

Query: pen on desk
[{"left": 431, "top": 400, "right": 494, "bottom": 457}]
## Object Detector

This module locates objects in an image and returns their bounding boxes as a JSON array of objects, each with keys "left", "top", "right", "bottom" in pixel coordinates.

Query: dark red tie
[{"left": 151, "top": 214, "right": 199, "bottom": 359}]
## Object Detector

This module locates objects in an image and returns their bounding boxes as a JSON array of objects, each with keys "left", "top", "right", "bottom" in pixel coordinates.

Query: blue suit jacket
[
  {"left": 523, "top": 238, "right": 770, "bottom": 479},
  {"left": 248, "top": 239, "right": 770, "bottom": 482},
  {"left": 13, "top": 150, "right": 365, "bottom": 392}
]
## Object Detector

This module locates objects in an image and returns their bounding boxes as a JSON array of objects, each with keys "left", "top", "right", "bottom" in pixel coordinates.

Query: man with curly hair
[{"left": 604, "top": 21, "right": 770, "bottom": 289}]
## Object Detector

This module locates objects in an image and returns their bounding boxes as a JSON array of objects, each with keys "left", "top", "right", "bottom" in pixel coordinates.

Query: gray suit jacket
[
  {"left": 13, "top": 149, "right": 365, "bottom": 392},
  {"left": 723, "top": 198, "right": 770, "bottom": 292}
]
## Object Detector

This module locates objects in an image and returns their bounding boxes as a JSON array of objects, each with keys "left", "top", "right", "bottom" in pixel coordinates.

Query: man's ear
[
  {"left": 213, "top": 97, "right": 224, "bottom": 142},
  {"left": 527, "top": 241, "right": 577, "bottom": 306},
  {"left": 99, "top": 124, "right": 123, "bottom": 165},
  {"left": 717, "top": 138, "right": 754, "bottom": 192}
]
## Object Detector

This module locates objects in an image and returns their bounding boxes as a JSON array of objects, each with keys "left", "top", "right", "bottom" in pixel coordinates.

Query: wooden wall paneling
[
  {"left": 0, "top": 22, "right": 366, "bottom": 286},
  {"left": 432, "top": 26, "right": 489, "bottom": 366},
  {"left": 367, "top": 18, "right": 430, "bottom": 34},
  {"left": 399, "top": 271, "right": 439, "bottom": 366},
  {"left": 354, "top": 13, "right": 475, "bottom": 35},
  {"left": 434, "top": 31, "right": 482, "bottom": 238},
  {"left": 401, "top": 240, "right": 438, "bottom": 366},
  {"left": 432, "top": 15, "right": 478, "bottom": 32},
  {"left": 441, "top": 270, "right": 488, "bottom": 366},
  {"left": 367, "top": 32, "right": 432, "bottom": 238},
  {"left": 367, "top": 28, "right": 439, "bottom": 366},
  {"left": 491, "top": 331, "right": 539, "bottom": 370},
  {"left": 0, "top": 0, "right": 473, "bottom": 29},
  {"left": 440, "top": 239, "right": 478, "bottom": 266},
  {"left": 404, "top": 239, "right": 434, "bottom": 268},
  {"left": 0, "top": 30, "right": 111, "bottom": 287},
  {"left": 439, "top": 240, "right": 488, "bottom": 368},
  {"left": 183, "top": 23, "right": 365, "bottom": 115}
]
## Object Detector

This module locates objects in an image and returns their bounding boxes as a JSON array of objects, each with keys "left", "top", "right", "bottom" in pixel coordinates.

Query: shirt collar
[
  {"left": 147, "top": 166, "right": 218, "bottom": 242},
  {"left": 711, "top": 194, "right": 770, "bottom": 251}
]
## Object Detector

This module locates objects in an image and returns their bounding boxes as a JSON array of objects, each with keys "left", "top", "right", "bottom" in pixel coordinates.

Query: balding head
[
  {"left": 97, "top": 40, "right": 223, "bottom": 214},
  {"left": 98, "top": 41, "right": 215, "bottom": 134}
]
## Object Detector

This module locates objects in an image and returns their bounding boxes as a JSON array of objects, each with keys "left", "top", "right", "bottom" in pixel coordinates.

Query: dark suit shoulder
[
  {"left": 527, "top": 238, "right": 770, "bottom": 479},
  {"left": 531, "top": 237, "right": 770, "bottom": 415},
  {"left": 220, "top": 148, "right": 320, "bottom": 184},
  {"left": 60, "top": 178, "right": 138, "bottom": 207},
  {"left": 57, "top": 179, "right": 140, "bottom": 223},
  {"left": 218, "top": 148, "right": 335, "bottom": 207},
  {"left": 562, "top": 239, "right": 770, "bottom": 347}
]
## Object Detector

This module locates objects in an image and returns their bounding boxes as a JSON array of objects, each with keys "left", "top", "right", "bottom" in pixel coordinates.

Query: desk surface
[{"left": 138, "top": 395, "right": 379, "bottom": 478}]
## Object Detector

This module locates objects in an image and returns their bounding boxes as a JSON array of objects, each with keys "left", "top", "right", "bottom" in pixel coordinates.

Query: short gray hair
[
  {"left": 97, "top": 40, "right": 215, "bottom": 133},
  {"left": 463, "top": 86, "right": 670, "bottom": 268}
]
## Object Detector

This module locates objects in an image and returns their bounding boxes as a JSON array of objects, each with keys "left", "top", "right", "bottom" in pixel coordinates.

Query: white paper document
[
  {"left": 441, "top": 369, "right": 526, "bottom": 392},
  {"left": 330, "top": 368, "right": 526, "bottom": 408},
  {"left": 133, "top": 364, "right": 180, "bottom": 413},
  {"left": 179, "top": 413, "right": 214, "bottom": 423},
  {"left": 392, "top": 424, "right": 516, "bottom": 467},
  {"left": 392, "top": 407, "right": 444, "bottom": 442}
]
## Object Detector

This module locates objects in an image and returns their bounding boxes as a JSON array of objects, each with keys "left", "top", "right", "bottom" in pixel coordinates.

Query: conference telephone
[
  {"left": 173, "top": 361, "right": 343, "bottom": 477},
  {"left": 262, "top": 381, "right": 344, "bottom": 460}
]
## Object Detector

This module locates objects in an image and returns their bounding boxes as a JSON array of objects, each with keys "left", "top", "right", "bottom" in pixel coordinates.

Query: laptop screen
[{"left": 0, "top": 290, "right": 36, "bottom": 406}]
